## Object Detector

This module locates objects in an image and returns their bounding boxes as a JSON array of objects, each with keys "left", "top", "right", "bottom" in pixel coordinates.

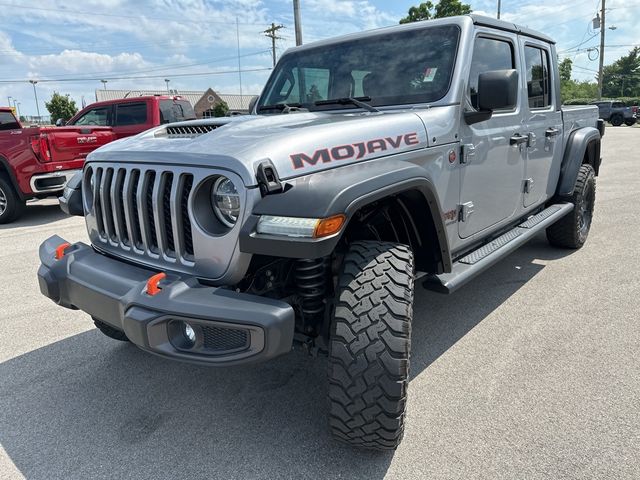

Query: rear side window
[
  {"left": 524, "top": 46, "right": 552, "bottom": 109},
  {"left": 159, "top": 100, "right": 196, "bottom": 124},
  {"left": 115, "top": 102, "right": 147, "bottom": 126},
  {"left": 0, "top": 111, "right": 20, "bottom": 130},
  {"left": 612, "top": 102, "right": 624, "bottom": 108},
  {"left": 73, "top": 107, "right": 110, "bottom": 126},
  {"left": 469, "top": 37, "right": 514, "bottom": 109}
]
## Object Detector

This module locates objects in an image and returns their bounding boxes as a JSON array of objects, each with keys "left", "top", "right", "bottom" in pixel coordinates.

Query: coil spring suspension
[{"left": 295, "top": 258, "right": 329, "bottom": 329}]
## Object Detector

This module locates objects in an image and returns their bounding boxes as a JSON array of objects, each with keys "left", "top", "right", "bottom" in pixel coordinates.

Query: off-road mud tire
[
  {"left": 546, "top": 164, "right": 596, "bottom": 249},
  {"left": 328, "top": 240, "right": 414, "bottom": 450}
]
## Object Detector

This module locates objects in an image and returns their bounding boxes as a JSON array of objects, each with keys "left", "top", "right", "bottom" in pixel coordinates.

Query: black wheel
[
  {"left": 546, "top": 164, "right": 596, "bottom": 249},
  {"left": 93, "top": 317, "right": 130, "bottom": 342},
  {"left": 610, "top": 114, "right": 623, "bottom": 126},
  {"left": 0, "top": 176, "right": 26, "bottom": 224},
  {"left": 624, "top": 119, "right": 636, "bottom": 127},
  {"left": 328, "top": 240, "right": 414, "bottom": 450}
]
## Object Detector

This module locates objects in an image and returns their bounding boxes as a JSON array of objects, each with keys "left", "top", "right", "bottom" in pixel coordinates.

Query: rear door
[
  {"left": 458, "top": 33, "right": 526, "bottom": 239},
  {"left": 112, "top": 101, "right": 149, "bottom": 138},
  {"left": 521, "top": 40, "right": 563, "bottom": 208}
]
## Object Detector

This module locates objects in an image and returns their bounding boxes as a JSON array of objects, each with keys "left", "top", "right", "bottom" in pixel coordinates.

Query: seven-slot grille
[{"left": 89, "top": 166, "right": 194, "bottom": 260}]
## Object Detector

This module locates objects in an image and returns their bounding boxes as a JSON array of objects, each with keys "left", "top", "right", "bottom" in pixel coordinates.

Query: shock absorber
[{"left": 295, "top": 257, "right": 329, "bottom": 333}]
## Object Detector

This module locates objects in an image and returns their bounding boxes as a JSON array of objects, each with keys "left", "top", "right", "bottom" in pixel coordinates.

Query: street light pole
[
  {"left": 164, "top": 78, "right": 170, "bottom": 94},
  {"left": 101, "top": 79, "right": 108, "bottom": 90},
  {"left": 29, "top": 80, "right": 41, "bottom": 120},
  {"left": 16, "top": 102, "right": 21, "bottom": 118},
  {"left": 7, "top": 96, "right": 12, "bottom": 107},
  {"left": 497, "top": 0, "right": 501, "bottom": 19}
]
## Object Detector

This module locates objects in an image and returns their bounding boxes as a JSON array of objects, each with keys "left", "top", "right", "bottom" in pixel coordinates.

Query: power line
[
  {"left": 0, "top": 68, "right": 273, "bottom": 85},
  {"left": 0, "top": 2, "right": 276, "bottom": 26}
]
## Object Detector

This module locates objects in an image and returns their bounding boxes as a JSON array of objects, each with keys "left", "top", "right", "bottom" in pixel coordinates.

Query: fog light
[{"left": 183, "top": 322, "right": 196, "bottom": 345}]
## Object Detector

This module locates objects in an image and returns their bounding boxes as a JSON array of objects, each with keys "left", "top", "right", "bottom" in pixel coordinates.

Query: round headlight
[{"left": 212, "top": 176, "right": 240, "bottom": 227}]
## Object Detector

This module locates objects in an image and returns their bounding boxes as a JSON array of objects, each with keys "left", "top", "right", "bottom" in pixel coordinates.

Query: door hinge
[
  {"left": 458, "top": 202, "right": 474, "bottom": 222},
  {"left": 524, "top": 178, "right": 534, "bottom": 194},
  {"left": 460, "top": 143, "right": 475, "bottom": 164}
]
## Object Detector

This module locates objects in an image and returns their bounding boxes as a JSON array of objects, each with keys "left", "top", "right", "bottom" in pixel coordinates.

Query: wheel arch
[
  {"left": 240, "top": 159, "right": 452, "bottom": 273},
  {"left": 557, "top": 127, "right": 601, "bottom": 197},
  {"left": 0, "top": 155, "right": 26, "bottom": 200}
]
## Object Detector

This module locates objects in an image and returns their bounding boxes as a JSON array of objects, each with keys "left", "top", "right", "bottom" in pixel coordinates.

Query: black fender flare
[
  {"left": 0, "top": 155, "right": 26, "bottom": 200},
  {"left": 239, "top": 158, "right": 452, "bottom": 271},
  {"left": 557, "top": 127, "right": 601, "bottom": 197}
]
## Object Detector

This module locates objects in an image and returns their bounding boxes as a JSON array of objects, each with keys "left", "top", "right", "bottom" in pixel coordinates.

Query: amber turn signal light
[{"left": 314, "top": 214, "right": 346, "bottom": 238}]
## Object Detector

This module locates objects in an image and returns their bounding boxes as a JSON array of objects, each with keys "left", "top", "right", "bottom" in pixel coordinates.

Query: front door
[
  {"left": 458, "top": 33, "right": 526, "bottom": 239},
  {"left": 521, "top": 41, "right": 563, "bottom": 208}
]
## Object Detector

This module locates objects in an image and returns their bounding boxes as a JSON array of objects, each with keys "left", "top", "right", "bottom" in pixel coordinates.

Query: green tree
[
  {"left": 212, "top": 100, "right": 229, "bottom": 117},
  {"left": 602, "top": 47, "right": 640, "bottom": 98},
  {"left": 559, "top": 58, "right": 572, "bottom": 83},
  {"left": 399, "top": 0, "right": 471, "bottom": 24},
  {"left": 45, "top": 92, "right": 78, "bottom": 124}
]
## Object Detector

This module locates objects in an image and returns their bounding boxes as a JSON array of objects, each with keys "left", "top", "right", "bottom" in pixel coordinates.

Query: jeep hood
[{"left": 88, "top": 111, "right": 429, "bottom": 187}]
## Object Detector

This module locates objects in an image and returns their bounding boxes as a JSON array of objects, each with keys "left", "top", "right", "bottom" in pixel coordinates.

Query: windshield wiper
[
  {"left": 257, "top": 102, "right": 302, "bottom": 112},
  {"left": 313, "top": 96, "right": 379, "bottom": 113}
]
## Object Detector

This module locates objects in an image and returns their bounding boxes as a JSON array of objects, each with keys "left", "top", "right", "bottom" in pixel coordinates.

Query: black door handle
[
  {"left": 545, "top": 127, "right": 559, "bottom": 137},
  {"left": 510, "top": 133, "right": 528, "bottom": 145}
]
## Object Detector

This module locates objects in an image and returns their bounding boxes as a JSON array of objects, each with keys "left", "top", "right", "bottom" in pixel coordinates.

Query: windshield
[{"left": 258, "top": 25, "right": 459, "bottom": 111}]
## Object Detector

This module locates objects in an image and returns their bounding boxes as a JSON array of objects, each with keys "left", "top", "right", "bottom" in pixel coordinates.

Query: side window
[
  {"left": 73, "top": 107, "right": 110, "bottom": 126},
  {"left": 469, "top": 37, "right": 514, "bottom": 109},
  {"left": 612, "top": 102, "right": 624, "bottom": 108},
  {"left": 115, "top": 103, "right": 147, "bottom": 126},
  {"left": 0, "top": 111, "right": 20, "bottom": 130},
  {"left": 524, "top": 46, "right": 552, "bottom": 109}
]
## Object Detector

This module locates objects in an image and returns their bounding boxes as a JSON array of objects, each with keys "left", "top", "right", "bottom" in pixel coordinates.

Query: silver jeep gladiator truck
[{"left": 38, "top": 15, "right": 604, "bottom": 450}]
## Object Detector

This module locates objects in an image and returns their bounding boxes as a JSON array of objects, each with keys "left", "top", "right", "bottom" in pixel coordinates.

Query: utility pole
[
  {"left": 29, "top": 80, "right": 40, "bottom": 120},
  {"left": 597, "top": 0, "right": 606, "bottom": 100},
  {"left": 293, "top": 0, "right": 303, "bottom": 46},
  {"left": 497, "top": 0, "right": 501, "bottom": 19},
  {"left": 264, "top": 23, "right": 284, "bottom": 67}
]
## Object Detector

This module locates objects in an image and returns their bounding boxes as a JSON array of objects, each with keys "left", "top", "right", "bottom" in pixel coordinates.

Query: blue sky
[{"left": 1, "top": 0, "right": 639, "bottom": 117}]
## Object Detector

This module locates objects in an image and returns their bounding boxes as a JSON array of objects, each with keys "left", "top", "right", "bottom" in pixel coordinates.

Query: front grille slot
[{"left": 89, "top": 166, "right": 196, "bottom": 261}]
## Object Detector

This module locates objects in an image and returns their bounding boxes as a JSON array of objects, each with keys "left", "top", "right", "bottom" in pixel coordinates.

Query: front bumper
[{"left": 37, "top": 235, "right": 295, "bottom": 366}]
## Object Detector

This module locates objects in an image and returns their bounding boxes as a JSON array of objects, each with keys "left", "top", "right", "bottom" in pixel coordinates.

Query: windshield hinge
[{"left": 256, "top": 160, "right": 283, "bottom": 196}]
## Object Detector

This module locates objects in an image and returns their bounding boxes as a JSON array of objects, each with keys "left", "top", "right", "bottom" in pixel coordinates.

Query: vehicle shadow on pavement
[
  {"left": 0, "top": 202, "right": 67, "bottom": 230},
  {"left": 0, "top": 234, "right": 575, "bottom": 480}
]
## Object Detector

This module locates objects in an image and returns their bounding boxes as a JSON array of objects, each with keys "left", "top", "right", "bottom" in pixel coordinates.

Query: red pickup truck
[
  {"left": 0, "top": 107, "right": 113, "bottom": 223},
  {"left": 0, "top": 96, "right": 195, "bottom": 223}
]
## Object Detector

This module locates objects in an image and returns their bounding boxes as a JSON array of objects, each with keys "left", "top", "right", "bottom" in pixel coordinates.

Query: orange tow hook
[
  {"left": 146, "top": 272, "right": 167, "bottom": 296},
  {"left": 55, "top": 242, "right": 71, "bottom": 260}
]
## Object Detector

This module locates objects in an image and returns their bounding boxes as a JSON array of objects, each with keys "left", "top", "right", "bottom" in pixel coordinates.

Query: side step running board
[{"left": 423, "top": 203, "right": 573, "bottom": 294}]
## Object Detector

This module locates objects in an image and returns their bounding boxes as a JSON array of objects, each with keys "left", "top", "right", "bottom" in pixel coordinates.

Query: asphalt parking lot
[{"left": 1, "top": 126, "right": 639, "bottom": 480}]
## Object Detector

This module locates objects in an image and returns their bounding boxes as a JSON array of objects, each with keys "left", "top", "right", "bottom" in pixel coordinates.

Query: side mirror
[
  {"left": 248, "top": 96, "right": 258, "bottom": 114},
  {"left": 465, "top": 69, "right": 518, "bottom": 125},
  {"left": 55, "top": 118, "right": 64, "bottom": 127}
]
